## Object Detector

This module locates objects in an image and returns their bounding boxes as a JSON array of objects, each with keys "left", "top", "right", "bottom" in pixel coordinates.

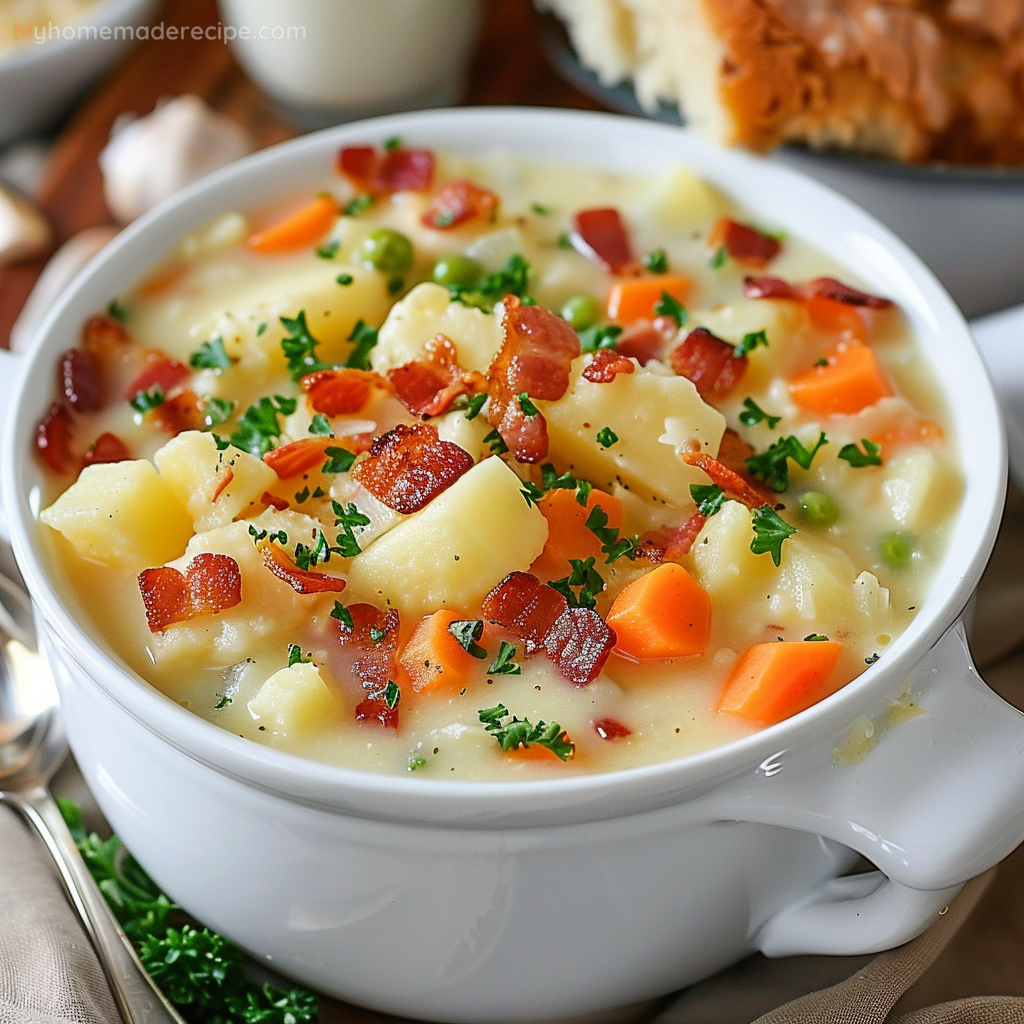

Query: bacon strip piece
[
  {"left": 710, "top": 217, "right": 782, "bottom": 268},
  {"left": 353, "top": 423, "right": 474, "bottom": 514},
  {"left": 263, "top": 437, "right": 337, "bottom": 480},
  {"left": 421, "top": 180, "right": 499, "bottom": 230},
  {"left": 386, "top": 334, "right": 485, "bottom": 419},
  {"left": 744, "top": 276, "right": 799, "bottom": 301},
  {"left": 638, "top": 513, "right": 707, "bottom": 563},
  {"left": 59, "top": 349, "right": 102, "bottom": 412},
  {"left": 336, "top": 145, "right": 435, "bottom": 195},
  {"left": 615, "top": 321, "right": 671, "bottom": 365},
  {"left": 680, "top": 452, "right": 777, "bottom": 510},
  {"left": 804, "top": 277, "right": 894, "bottom": 309},
  {"left": 262, "top": 545, "right": 347, "bottom": 595},
  {"left": 542, "top": 607, "right": 617, "bottom": 687},
  {"left": 332, "top": 603, "right": 402, "bottom": 729},
  {"left": 261, "top": 492, "right": 290, "bottom": 511},
  {"left": 35, "top": 403, "right": 77, "bottom": 474},
  {"left": 669, "top": 327, "right": 747, "bottom": 401},
  {"left": 83, "top": 432, "right": 131, "bottom": 467},
  {"left": 301, "top": 368, "right": 382, "bottom": 416},
  {"left": 125, "top": 353, "right": 190, "bottom": 401},
  {"left": 486, "top": 296, "right": 580, "bottom": 464},
  {"left": 593, "top": 717, "right": 632, "bottom": 740},
  {"left": 571, "top": 208, "right": 634, "bottom": 274},
  {"left": 151, "top": 390, "right": 204, "bottom": 435},
  {"left": 582, "top": 349, "right": 634, "bottom": 383},
  {"left": 138, "top": 553, "right": 242, "bottom": 632},
  {"left": 716, "top": 428, "right": 756, "bottom": 477}
]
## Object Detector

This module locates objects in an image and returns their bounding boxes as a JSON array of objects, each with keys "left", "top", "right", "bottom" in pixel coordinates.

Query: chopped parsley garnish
[
  {"left": 738, "top": 397, "right": 781, "bottom": 429},
  {"left": 596, "top": 426, "right": 619, "bottom": 448},
  {"left": 333, "top": 500, "right": 371, "bottom": 557},
  {"left": 578, "top": 324, "right": 621, "bottom": 354},
  {"left": 381, "top": 680, "right": 400, "bottom": 709},
  {"left": 202, "top": 397, "right": 234, "bottom": 430},
  {"left": 369, "top": 627, "right": 386, "bottom": 644},
  {"left": 448, "top": 253, "right": 533, "bottom": 310},
  {"left": 287, "top": 643, "right": 311, "bottom": 667},
  {"left": 549, "top": 556, "right": 605, "bottom": 609},
  {"left": 653, "top": 290, "right": 688, "bottom": 327},
  {"left": 189, "top": 336, "right": 232, "bottom": 371},
  {"left": 690, "top": 483, "right": 727, "bottom": 517},
  {"left": 556, "top": 232, "right": 573, "bottom": 249},
  {"left": 448, "top": 619, "right": 487, "bottom": 659},
  {"left": 531, "top": 202, "right": 551, "bottom": 216},
  {"left": 462, "top": 393, "right": 487, "bottom": 420},
  {"left": 575, "top": 479, "right": 592, "bottom": 507},
  {"left": 815, "top": 357, "right": 829, "bottom": 367},
  {"left": 247, "top": 525, "right": 267, "bottom": 544},
  {"left": 384, "top": 135, "right": 402, "bottom": 151},
  {"left": 541, "top": 463, "right": 576, "bottom": 490},
  {"left": 268, "top": 529, "right": 288, "bottom": 545},
  {"left": 487, "top": 641, "right": 521, "bottom": 675},
  {"left": 483, "top": 428, "right": 509, "bottom": 455},
  {"left": 838, "top": 438, "right": 883, "bottom": 467},
  {"left": 229, "top": 395, "right": 294, "bottom": 457},
  {"left": 408, "top": 754, "right": 427, "bottom": 771},
  {"left": 212, "top": 434, "right": 231, "bottom": 451},
  {"left": 518, "top": 392, "right": 539, "bottom": 417},
  {"left": 642, "top": 248, "right": 668, "bottom": 273},
  {"left": 478, "top": 704, "right": 574, "bottom": 761},
  {"left": 294, "top": 529, "right": 332, "bottom": 570},
  {"left": 308, "top": 412, "right": 334, "bottom": 436},
  {"left": 746, "top": 432, "right": 828, "bottom": 492},
  {"left": 280, "top": 310, "right": 332, "bottom": 381},
  {"left": 294, "top": 486, "right": 310, "bottom": 504},
  {"left": 521, "top": 482, "right": 544, "bottom": 507},
  {"left": 316, "top": 240, "right": 340, "bottom": 259},
  {"left": 213, "top": 693, "right": 232, "bottom": 709},
  {"left": 585, "top": 504, "right": 639, "bottom": 564},
  {"left": 388, "top": 275, "right": 405, "bottom": 295},
  {"left": 256, "top": 321, "right": 268, "bottom": 336},
  {"left": 709, "top": 245, "right": 728, "bottom": 269},
  {"left": 129, "top": 386, "right": 165, "bottom": 414},
  {"left": 750, "top": 505, "right": 796, "bottom": 566},
  {"left": 803, "top": 633, "right": 829, "bottom": 642},
  {"left": 345, "top": 319, "right": 378, "bottom": 370},
  {"left": 312, "top": 486, "right": 325, "bottom": 498},
  {"left": 336, "top": 273, "right": 354, "bottom": 286},
  {"left": 344, "top": 193, "right": 375, "bottom": 217},
  {"left": 330, "top": 601, "right": 354, "bottom": 629},
  {"left": 734, "top": 330, "right": 769, "bottom": 359},
  {"left": 107, "top": 298, "right": 128, "bottom": 322},
  {"left": 322, "top": 446, "right": 356, "bottom": 474}
]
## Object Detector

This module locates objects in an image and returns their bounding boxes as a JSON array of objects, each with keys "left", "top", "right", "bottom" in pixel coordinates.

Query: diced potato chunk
[
  {"left": 40, "top": 461, "right": 193, "bottom": 572},
  {"left": 542, "top": 364, "right": 726, "bottom": 506},
  {"left": 880, "top": 449, "right": 962, "bottom": 534},
  {"left": 248, "top": 662, "right": 339, "bottom": 735},
  {"left": 691, "top": 501, "right": 774, "bottom": 603},
  {"left": 434, "top": 408, "right": 491, "bottom": 461},
  {"left": 372, "top": 282, "right": 503, "bottom": 375},
  {"left": 154, "top": 431, "right": 278, "bottom": 531},
  {"left": 346, "top": 456, "right": 548, "bottom": 618},
  {"left": 639, "top": 163, "right": 727, "bottom": 233}
]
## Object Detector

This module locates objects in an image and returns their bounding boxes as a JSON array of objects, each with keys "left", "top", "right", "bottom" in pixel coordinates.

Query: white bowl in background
[{"left": 0, "top": 108, "right": 1020, "bottom": 1022}]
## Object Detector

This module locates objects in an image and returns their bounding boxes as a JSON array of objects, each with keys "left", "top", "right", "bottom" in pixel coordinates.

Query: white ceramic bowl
[
  {"left": 0, "top": 0, "right": 160, "bottom": 147},
  {"left": 0, "top": 109, "right": 1021, "bottom": 1023}
]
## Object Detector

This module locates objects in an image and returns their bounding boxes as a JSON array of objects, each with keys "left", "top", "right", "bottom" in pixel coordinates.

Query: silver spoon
[{"left": 0, "top": 571, "right": 185, "bottom": 1024}]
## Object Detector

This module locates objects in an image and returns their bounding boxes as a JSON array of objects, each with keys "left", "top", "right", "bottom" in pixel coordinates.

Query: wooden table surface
[{"left": 3, "top": 0, "right": 1023, "bottom": 1016}]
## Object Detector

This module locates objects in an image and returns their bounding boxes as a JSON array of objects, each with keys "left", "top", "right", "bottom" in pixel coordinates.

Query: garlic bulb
[
  {"left": 99, "top": 95, "right": 252, "bottom": 225},
  {"left": 0, "top": 183, "right": 51, "bottom": 267}
]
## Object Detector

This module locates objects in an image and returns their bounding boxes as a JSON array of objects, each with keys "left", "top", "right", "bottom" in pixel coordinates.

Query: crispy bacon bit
[
  {"left": 59, "top": 349, "right": 102, "bottom": 412},
  {"left": 582, "top": 349, "right": 634, "bottom": 383},
  {"left": 337, "top": 145, "right": 435, "bottom": 195},
  {"left": 681, "top": 452, "right": 777, "bottom": 510},
  {"left": 716, "top": 428, "right": 756, "bottom": 477},
  {"left": 138, "top": 554, "right": 242, "bottom": 632},
  {"left": 261, "top": 491, "right": 290, "bottom": 511},
  {"left": 594, "top": 717, "right": 632, "bottom": 740},
  {"left": 669, "top": 327, "right": 747, "bottom": 401},
  {"left": 710, "top": 217, "right": 782, "bottom": 268},
  {"left": 151, "top": 390, "right": 204, "bottom": 434},
  {"left": 332, "top": 603, "right": 402, "bottom": 728},
  {"left": 125, "top": 353, "right": 190, "bottom": 401},
  {"left": 211, "top": 466, "right": 235, "bottom": 503},
  {"left": 354, "top": 697, "right": 399, "bottom": 729},
  {"left": 571, "top": 207, "right": 635, "bottom": 274},
  {"left": 421, "top": 180, "right": 499, "bottom": 230},
  {"left": 486, "top": 296, "right": 580, "bottom": 464},
  {"left": 35, "top": 403, "right": 77, "bottom": 474},
  {"left": 615, "top": 321, "right": 670, "bottom": 365},
  {"left": 83, "top": 432, "right": 131, "bottom": 467},
  {"left": 804, "top": 277, "right": 893, "bottom": 309},
  {"left": 261, "top": 545, "right": 346, "bottom": 595},
  {"left": 301, "top": 368, "right": 381, "bottom": 417},
  {"left": 82, "top": 313, "right": 130, "bottom": 353},
  {"left": 387, "top": 335, "right": 485, "bottom": 419},
  {"left": 263, "top": 437, "right": 337, "bottom": 480},
  {"left": 542, "top": 607, "right": 616, "bottom": 687},
  {"left": 744, "top": 276, "right": 799, "bottom": 301},
  {"left": 353, "top": 423, "right": 473, "bottom": 514},
  {"left": 638, "top": 511, "right": 709, "bottom": 564}
]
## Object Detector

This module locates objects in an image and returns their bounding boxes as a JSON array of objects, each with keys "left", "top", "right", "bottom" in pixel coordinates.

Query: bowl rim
[{"left": 3, "top": 106, "right": 1008, "bottom": 827}]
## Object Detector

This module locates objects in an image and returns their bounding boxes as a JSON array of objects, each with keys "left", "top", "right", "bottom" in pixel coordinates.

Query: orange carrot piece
[
  {"left": 263, "top": 437, "right": 337, "bottom": 479},
  {"left": 804, "top": 294, "right": 869, "bottom": 342},
  {"left": 530, "top": 487, "right": 623, "bottom": 581},
  {"left": 717, "top": 640, "right": 842, "bottom": 724},
  {"left": 788, "top": 343, "right": 892, "bottom": 416},
  {"left": 606, "top": 276, "right": 690, "bottom": 325},
  {"left": 400, "top": 609, "right": 482, "bottom": 693},
  {"left": 871, "top": 418, "right": 944, "bottom": 457},
  {"left": 247, "top": 195, "right": 338, "bottom": 254},
  {"left": 606, "top": 563, "right": 711, "bottom": 660}
]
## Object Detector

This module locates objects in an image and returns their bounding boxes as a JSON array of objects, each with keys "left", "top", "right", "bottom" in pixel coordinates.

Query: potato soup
[{"left": 35, "top": 143, "right": 962, "bottom": 779}]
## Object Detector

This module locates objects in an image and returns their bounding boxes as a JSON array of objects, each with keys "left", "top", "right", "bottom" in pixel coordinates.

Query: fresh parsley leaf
[
  {"left": 642, "top": 248, "right": 668, "bottom": 273},
  {"left": 578, "top": 324, "right": 621, "bottom": 354},
  {"left": 344, "top": 193, "right": 375, "bottom": 217},
  {"left": 734, "top": 330, "right": 769, "bottom": 359},
  {"left": 369, "top": 627, "right": 386, "bottom": 644},
  {"left": 382, "top": 679, "right": 400, "bottom": 708},
  {"left": 478, "top": 704, "right": 574, "bottom": 761},
  {"left": 518, "top": 392, "right": 539, "bottom": 417},
  {"left": 345, "top": 319, "right": 378, "bottom": 370},
  {"left": 189, "top": 336, "right": 232, "bottom": 370},
  {"left": 462, "top": 393, "right": 487, "bottom": 420},
  {"left": 575, "top": 479, "right": 592, "bottom": 507},
  {"left": 287, "top": 643, "right": 311, "bottom": 667},
  {"left": 750, "top": 505, "right": 796, "bottom": 566},
  {"left": 838, "top": 438, "right": 882, "bottom": 468},
  {"left": 248, "top": 525, "right": 267, "bottom": 544},
  {"left": 653, "top": 291, "right": 687, "bottom": 327},
  {"left": 690, "top": 483, "right": 727, "bottom": 517},
  {"left": 745, "top": 432, "right": 828, "bottom": 492},
  {"left": 584, "top": 504, "right": 638, "bottom": 564},
  {"left": 531, "top": 202, "right": 551, "bottom": 215},
  {"left": 333, "top": 500, "right": 370, "bottom": 557},
  {"left": 229, "top": 396, "right": 289, "bottom": 457},
  {"left": 483, "top": 428, "right": 508, "bottom": 455},
  {"left": 107, "top": 298, "right": 128, "bottom": 322},
  {"left": 316, "top": 240, "right": 340, "bottom": 259},
  {"left": 738, "top": 397, "right": 781, "bottom": 429},
  {"left": 388, "top": 275, "right": 405, "bottom": 295},
  {"left": 448, "top": 619, "right": 487, "bottom": 659},
  {"left": 556, "top": 232, "right": 573, "bottom": 249},
  {"left": 256, "top": 321, "right": 268, "bottom": 336},
  {"left": 487, "top": 641, "right": 521, "bottom": 675},
  {"left": 130, "top": 386, "right": 165, "bottom": 414},
  {"left": 408, "top": 754, "right": 427, "bottom": 771},
  {"left": 294, "top": 486, "right": 310, "bottom": 503},
  {"left": 815, "top": 357, "right": 829, "bottom": 367},
  {"left": 280, "top": 310, "right": 332, "bottom": 381},
  {"left": 709, "top": 245, "right": 728, "bottom": 269},
  {"left": 213, "top": 693, "right": 232, "bottom": 709},
  {"left": 541, "top": 464, "right": 576, "bottom": 490},
  {"left": 336, "top": 273, "right": 354, "bottom": 286},
  {"left": 331, "top": 601, "right": 354, "bottom": 629},
  {"left": 803, "top": 633, "right": 829, "bottom": 642},
  {"left": 312, "top": 486, "right": 325, "bottom": 498},
  {"left": 384, "top": 134, "right": 402, "bottom": 151},
  {"left": 202, "top": 397, "right": 235, "bottom": 430},
  {"left": 549, "top": 556, "right": 605, "bottom": 609},
  {"left": 596, "top": 426, "right": 618, "bottom": 448},
  {"left": 322, "top": 446, "right": 356, "bottom": 474},
  {"left": 268, "top": 529, "right": 288, "bottom": 545},
  {"left": 449, "top": 254, "right": 533, "bottom": 310},
  {"left": 521, "top": 481, "right": 544, "bottom": 507},
  {"left": 308, "top": 412, "right": 334, "bottom": 436}
]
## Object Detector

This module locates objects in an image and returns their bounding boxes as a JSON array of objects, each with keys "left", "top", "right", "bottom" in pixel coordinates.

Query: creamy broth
[{"left": 37, "top": 148, "right": 961, "bottom": 779}]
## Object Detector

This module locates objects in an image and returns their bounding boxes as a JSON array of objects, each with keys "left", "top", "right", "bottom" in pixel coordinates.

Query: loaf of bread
[{"left": 539, "top": 0, "right": 1024, "bottom": 164}]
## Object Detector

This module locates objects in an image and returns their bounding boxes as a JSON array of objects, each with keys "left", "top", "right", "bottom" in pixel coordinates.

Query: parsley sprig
[
  {"left": 578, "top": 324, "right": 621, "bottom": 354},
  {"left": 189, "top": 337, "right": 233, "bottom": 371},
  {"left": 690, "top": 483, "right": 727, "bottom": 517},
  {"left": 280, "top": 311, "right": 332, "bottom": 381},
  {"left": 654, "top": 291, "right": 687, "bottom": 327},
  {"left": 487, "top": 641, "right": 521, "bottom": 675},
  {"left": 746, "top": 432, "right": 828, "bottom": 493},
  {"left": 738, "top": 397, "right": 781, "bottom": 429},
  {"left": 584, "top": 505, "right": 639, "bottom": 563},
  {"left": 838, "top": 438, "right": 882, "bottom": 467},
  {"left": 548, "top": 556, "right": 605, "bottom": 609},
  {"left": 733, "top": 329, "right": 768, "bottom": 359},
  {"left": 229, "top": 395, "right": 295, "bottom": 457},
  {"left": 333, "top": 500, "right": 371, "bottom": 557},
  {"left": 478, "top": 704, "right": 574, "bottom": 760},
  {"left": 750, "top": 505, "right": 797, "bottom": 566},
  {"left": 447, "top": 253, "right": 534, "bottom": 310},
  {"left": 448, "top": 619, "right": 487, "bottom": 659}
]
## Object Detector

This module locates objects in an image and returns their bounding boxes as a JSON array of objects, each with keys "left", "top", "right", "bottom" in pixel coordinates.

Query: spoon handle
[{"left": 5, "top": 788, "right": 186, "bottom": 1024}]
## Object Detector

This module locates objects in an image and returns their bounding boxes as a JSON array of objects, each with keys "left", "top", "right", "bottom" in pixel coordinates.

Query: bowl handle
[
  {"left": 706, "top": 621, "right": 1024, "bottom": 957},
  {"left": 0, "top": 347, "right": 22, "bottom": 543}
]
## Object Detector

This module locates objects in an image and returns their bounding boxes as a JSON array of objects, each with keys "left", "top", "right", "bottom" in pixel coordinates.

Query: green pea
[
  {"left": 431, "top": 253, "right": 481, "bottom": 289},
  {"left": 880, "top": 531, "right": 915, "bottom": 569},
  {"left": 560, "top": 294, "right": 601, "bottom": 331},
  {"left": 359, "top": 228, "right": 414, "bottom": 274},
  {"left": 796, "top": 491, "right": 839, "bottom": 527}
]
